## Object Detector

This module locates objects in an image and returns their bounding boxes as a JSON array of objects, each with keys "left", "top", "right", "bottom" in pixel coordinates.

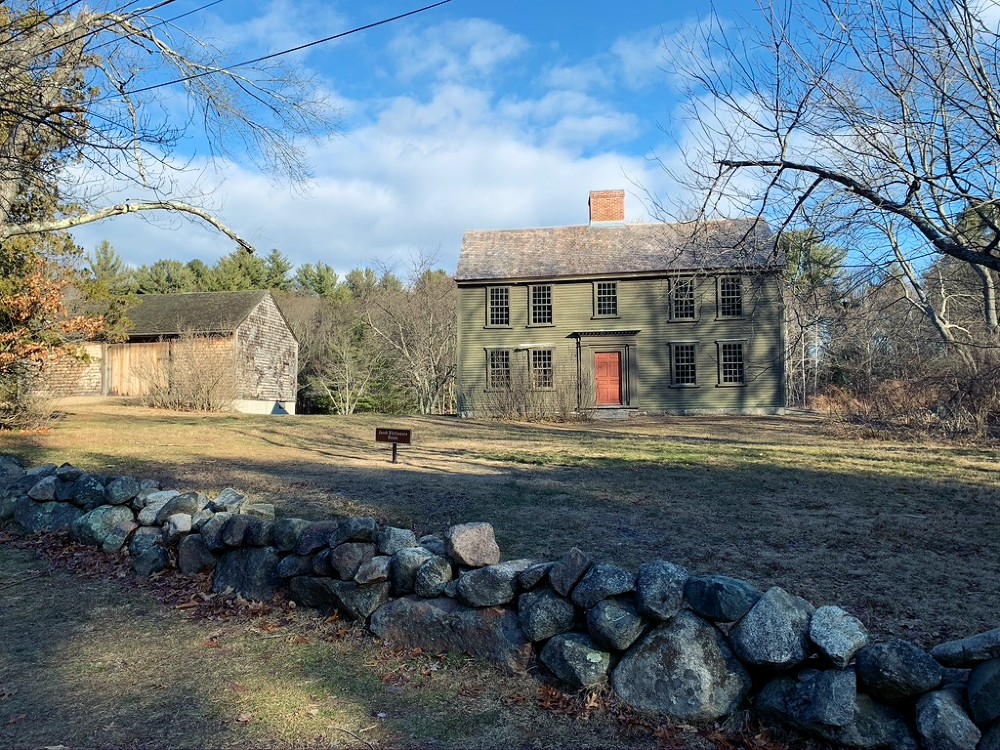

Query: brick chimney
[{"left": 589, "top": 189, "right": 625, "bottom": 224}]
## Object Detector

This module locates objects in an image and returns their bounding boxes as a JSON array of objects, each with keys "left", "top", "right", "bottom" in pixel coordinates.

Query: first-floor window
[
  {"left": 530, "top": 349, "right": 554, "bottom": 389},
  {"left": 718, "top": 341, "right": 745, "bottom": 384},
  {"left": 487, "top": 349, "right": 511, "bottom": 389},
  {"left": 670, "top": 343, "right": 697, "bottom": 386}
]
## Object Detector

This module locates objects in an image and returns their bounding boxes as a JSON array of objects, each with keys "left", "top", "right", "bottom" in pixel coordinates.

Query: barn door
[{"left": 594, "top": 351, "right": 623, "bottom": 406}]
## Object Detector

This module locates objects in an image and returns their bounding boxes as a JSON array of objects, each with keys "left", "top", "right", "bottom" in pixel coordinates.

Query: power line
[
  {"left": 87, "top": 0, "right": 227, "bottom": 52},
  {"left": 123, "top": 0, "right": 454, "bottom": 97}
]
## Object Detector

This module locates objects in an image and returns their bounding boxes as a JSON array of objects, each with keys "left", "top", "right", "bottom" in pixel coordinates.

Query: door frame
[{"left": 573, "top": 331, "right": 639, "bottom": 409}]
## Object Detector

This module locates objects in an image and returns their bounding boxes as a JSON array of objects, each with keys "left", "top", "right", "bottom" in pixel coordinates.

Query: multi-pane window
[
  {"left": 530, "top": 349, "right": 554, "bottom": 389},
  {"left": 531, "top": 285, "right": 553, "bottom": 325},
  {"left": 488, "top": 287, "right": 510, "bottom": 326},
  {"left": 595, "top": 281, "right": 619, "bottom": 316},
  {"left": 487, "top": 349, "right": 511, "bottom": 389},
  {"left": 670, "top": 278, "right": 696, "bottom": 320},
  {"left": 670, "top": 343, "right": 697, "bottom": 386},
  {"left": 719, "top": 276, "right": 743, "bottom": 318},
  {"left": 719, "top": 341, "right": 745, "bottom": 384}
]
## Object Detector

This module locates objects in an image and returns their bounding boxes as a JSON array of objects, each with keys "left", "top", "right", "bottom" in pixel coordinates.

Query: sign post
[{"left": 375, "top": 427, "right": 411, "bottom": 464}]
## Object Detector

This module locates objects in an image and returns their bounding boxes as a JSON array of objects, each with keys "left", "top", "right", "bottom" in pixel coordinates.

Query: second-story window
[
  {"left": 670, "top": 277, "right": 696, "bottom": 320},
  {"left": 719, "top": 276, "right": 743, "bottom": 318},
  {"left": 488, "top": 286, "right": 510, "bottom": 326},
  {"left": 530, "top": 284, "right": 553, "bottom": 325},
  {"left": 594, "top": 281, "right": 619, "bottom": 317}
]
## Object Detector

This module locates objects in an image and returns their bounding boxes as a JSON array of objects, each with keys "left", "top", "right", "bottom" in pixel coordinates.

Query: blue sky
[{"left": 71, "top": 0, "right": 758, "bottom": 276}]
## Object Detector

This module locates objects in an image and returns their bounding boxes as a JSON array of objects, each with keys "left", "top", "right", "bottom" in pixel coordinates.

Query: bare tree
[
  {"left": 669, "top": 0, "right": 1000, "bottom": 362},
  {"left": 0, "top": 1, "right": 336, "bottom": 247},
  {"left": 363, "top": 266, "right": 457, "bottom": 415}
]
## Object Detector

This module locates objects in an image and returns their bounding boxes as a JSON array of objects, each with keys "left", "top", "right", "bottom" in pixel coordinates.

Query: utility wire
[
  {"left": 123, "top": 0, "right": 453, "bottom": 96},
  {"left": 87, "top": 0, "right": 227, "bottom": 52}
]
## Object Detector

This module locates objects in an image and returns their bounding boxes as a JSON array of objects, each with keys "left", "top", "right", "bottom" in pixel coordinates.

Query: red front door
[{"left": 595, "top": 352, "right": 623, "bottom": 406}]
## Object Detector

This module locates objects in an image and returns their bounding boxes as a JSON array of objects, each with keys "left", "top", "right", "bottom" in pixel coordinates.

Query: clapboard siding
[{"left": 457, "top": 272, "right": 784, "bottom": 415}]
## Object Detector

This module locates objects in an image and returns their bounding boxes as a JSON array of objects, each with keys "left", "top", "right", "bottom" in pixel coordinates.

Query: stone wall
[{"left": 1, "top": 453, "right": 997, "bottom": 750}]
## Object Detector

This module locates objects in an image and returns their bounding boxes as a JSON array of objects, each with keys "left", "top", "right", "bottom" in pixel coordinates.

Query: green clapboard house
[{"left": 454, "top": 190, "right": 786, "bottom": 417}]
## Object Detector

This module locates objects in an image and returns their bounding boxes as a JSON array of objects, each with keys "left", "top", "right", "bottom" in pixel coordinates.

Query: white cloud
[{"left": 389, "top": 19, "right": 530, "bottom": 83}]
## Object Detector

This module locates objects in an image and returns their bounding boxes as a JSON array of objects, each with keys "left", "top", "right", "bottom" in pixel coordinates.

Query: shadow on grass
[
  {"left": 0, "top": 544, "right": 655, "bottom": 750},
  {"left": 19, "top": 433, "right": 1000, "bottom": 651}
]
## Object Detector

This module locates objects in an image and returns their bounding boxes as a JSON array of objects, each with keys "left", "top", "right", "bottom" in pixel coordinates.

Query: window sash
[
  {"left": 530, "top": 349, "right": 554, "bottom": 389},
  {"left": 671, "top": 278, "right": 696, "bottom": 320},
  {"left": 719, "top": 276, "right": 743, "bottom": 318},
  {"left": 719, "top": 342, "right": 745, "bottom": 384},
  {"left": 530, "top": 285, "right": 553, "bottom": 325},
  {"left": 595, "top": 281, "right": 618, "bottom": 316},
  {"left": 487, "top": 349, "right": 511, "bottom": 388},
  {"left": 488, "top": 287, "right": 510, "bottom": 326},
  {"left": 671, "top": 343, "right": 697, "bottom": 385}
]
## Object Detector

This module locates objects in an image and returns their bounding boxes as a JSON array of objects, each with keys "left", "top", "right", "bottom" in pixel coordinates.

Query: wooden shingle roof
[
  {"left": 455, "top": 218, "right": 779, "bottom": 282},
  {"left": 127, "top": 290, "right": 269, "bottom": 337}
]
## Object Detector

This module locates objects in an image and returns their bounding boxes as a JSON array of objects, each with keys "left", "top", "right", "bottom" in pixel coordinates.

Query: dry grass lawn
[{"left": 4, "top": 398, "right": 999, "bottom": 649}]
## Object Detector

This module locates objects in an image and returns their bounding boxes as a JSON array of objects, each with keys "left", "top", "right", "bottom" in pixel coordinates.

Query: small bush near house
[{"left": 134, "top": 330, "right": 237, "bottom": 412}]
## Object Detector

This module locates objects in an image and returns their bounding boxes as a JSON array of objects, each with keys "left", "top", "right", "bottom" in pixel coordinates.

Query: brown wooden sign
[{"left": 375, "top": 428, "right": 411, "bottom": 445}]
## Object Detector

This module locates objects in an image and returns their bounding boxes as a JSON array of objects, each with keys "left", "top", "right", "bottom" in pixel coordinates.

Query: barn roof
[
  {"left": 455, "top": 218, "right": 779, "bottom": 282},
  {"left": 127, "top": 290, "right": 270, "bottom": 337}
]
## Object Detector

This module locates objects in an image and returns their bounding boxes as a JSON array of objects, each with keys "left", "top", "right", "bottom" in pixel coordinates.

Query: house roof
[
  {"left": 127, "top": 290, "right": 271, "bottom": 337},
  {"left": 455, "top": 218, "right": 780, "bottom": 282}
]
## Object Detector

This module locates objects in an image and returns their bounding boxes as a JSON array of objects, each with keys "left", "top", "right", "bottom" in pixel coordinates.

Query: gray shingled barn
[{"left": 51, "top": 290, "right": 298, "bottom": 414}]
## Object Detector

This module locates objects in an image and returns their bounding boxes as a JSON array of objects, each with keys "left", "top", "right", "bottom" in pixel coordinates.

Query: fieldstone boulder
[
  {"left": 177, "top": 533, "right": 217, "bottom": 575},
  {"left": 456, "top": 559, "right": 534, "bottom": 607},
  {"left": 856, "top": 640, "right": 943, "bottom": 702},
  {"left": 0, "top": 455, "right": 25, "bottom": 485},
  {"left": 221, "top": 515, "right": 252, "bottom": 547},
  {"left": 154, "top": 492, "right": 207, "bottom": 525},
  {"left": 730, "top": 586, "right": 814, "bottom": 670},
  {"left": 212, "top": 547, "right": 281, "bottom": 601},
  {"left": 132, "top": 546, "right": 169, "bottom": 577},
  {"left": 933, "top": 627, "right": 1000, "bottom": 668},
  {"left": 294, "top": 520, "right": 340, "bottom": 555},
  {"left": 685, "top": 575, "right": 761, "bottom": 623},
  {"left": 756, "top": 670, "right": 857, "bottom": 732},
  {"left": 390, "top": 546, "right": 433, "bottom": 595},
  {"left": 587, "top": 597, "right": 646, "bottom": 652},
  {"left": 612, "top": 610, "right": 752, "bottom": 722},
  {"left": 27, "top": 475, "right": 58, "bottom": 501},
  {"left": 549, "top": 547, "right": 592, "bottom": 597},
  {"left": 208, "top": 487, "right": 245, "bottom": 512},
  {"left": 377, "top": 527, "right": 417, "bottom": 555},
  {"left": 418, "top": 534, "right": 447, "bottom": 557},
  {"left": 71, "top": 505, "right": 137, "bottom": 553},
  {"left": 73, "top": 474, "right": 108, "bottom": 510},
  {"left": 517, "top": 561, "right": 553, "bottom": 591},
  {"left": 0, "top": 496, "right": 16, "bottom": 521},
  {"left": 968, "top": 659, "right": 1000, "bottom": 727},
  {"left": 444, "top": 522, "right": 501, "bottom": 567},
  {"left": 276, "top": 553, "right": 314, "bottom": 579},
  {"left": 329, "top": 543, "right": 375, "bottom": 580},
  {"left": 636, "top": 560, "right": 688, "bottom": 621},
  {"left": 915, "top": 689, "right": 981, "bottom": 750},
  {"left": 128, "top": 527, "right": 162, "bottom": 558},
  {"left": 242, "top": 518, "right": 273, "bottom": 547},
  {"left": 55, "top": 479, "right": 78, "bottom": 502},
  {"left": 200, "top": 512, "right": 232, "bottom": 551},
  {"left": 981, "top": 723, "right": 1000, "bottom": 750},
  {"left": 571, "top": 562, "right": 634, "bottom": 609},
  {"left": 137, "top": 493, "right": 176, "bottom": 525},
  {"left": 14, "top": 497, "right": 83, "bottom": 532},
  {"left": 162, "top": 513, "right": 192, "bottom": 545},
  {"left": 312, "top": 549, "right": 333, "bottom": 576},
  {"left": 355, "top": 555, "right": 392, "bottom": 585},
  {"left": 191, "top": 508, "right": 214, "bottom": 531},
  {"left": 328, "top": 516, "right": 378, "bottom": 546},
  {"left": 239, "top": 501, "right": 272, "bottom": 519},
  {"left": 518, "top": 587, "right": 577, "bottom": 642},
  {"left": 541, "top": 633, "right": 611, "bottom": 689},
  {"left": 272, "top": 518, "right": 312, "bottom": 552},
  {"left": 290, "top": 577, "right": 389, "bottom": 621},
  {"left": 758, "top": 674, "right": 918, "bottom": 749},
  {"left": 53, "top": 464, "right": 80, "bottom": 481},
  {"left": 413, "top": 555, "right": 453, "bottom": 598},
  {"left": 105, "top": 476, "right": 140, "bottom": 506},
  {"left": 810, "top": 605, "right": 869, "bottom": 668},
  {"left": 369, "top": 596, "right": 532, "bottom": 671}
]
